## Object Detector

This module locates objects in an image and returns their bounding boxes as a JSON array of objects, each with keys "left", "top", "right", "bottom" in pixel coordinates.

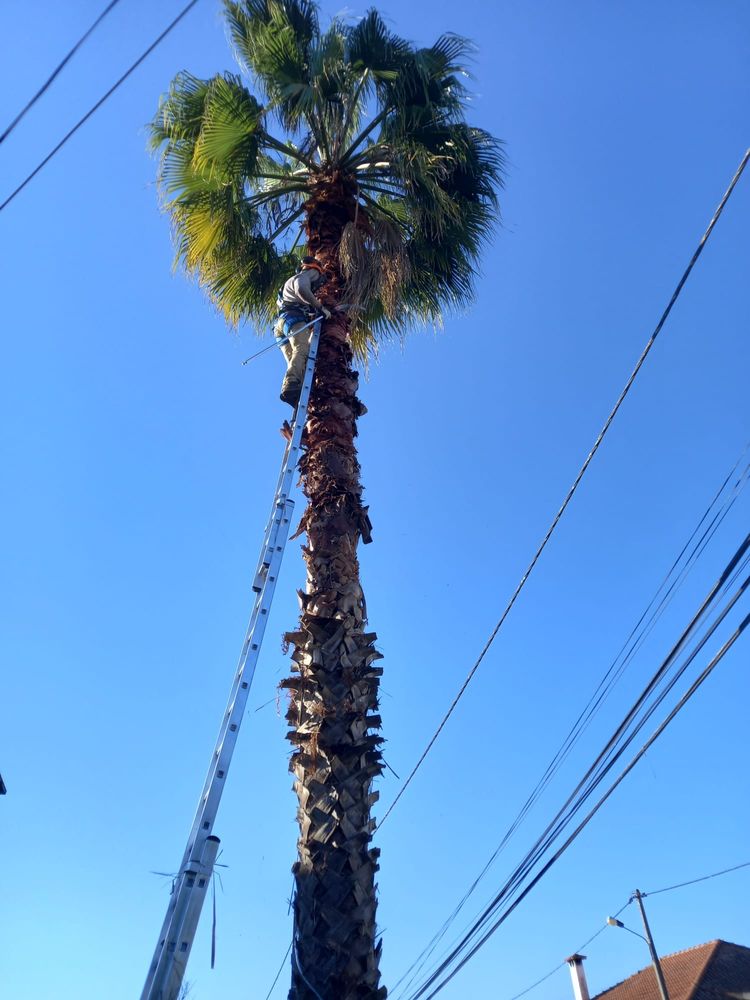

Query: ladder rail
[
  {"left": 141, "top": 320, "right": 321, "bottom": 1000},
  {"left": 254, "top": 316, "right": 322, "bottom": 590}
]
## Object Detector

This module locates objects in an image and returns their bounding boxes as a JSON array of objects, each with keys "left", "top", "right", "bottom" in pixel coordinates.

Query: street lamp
[{"left": 607, "top": 890, "right": 670, "bottom": 1000}]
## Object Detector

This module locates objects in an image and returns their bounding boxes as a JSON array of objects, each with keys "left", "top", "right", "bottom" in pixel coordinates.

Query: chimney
[{"left": 566, "top": 953, "right": 591, "bottom": 1000}]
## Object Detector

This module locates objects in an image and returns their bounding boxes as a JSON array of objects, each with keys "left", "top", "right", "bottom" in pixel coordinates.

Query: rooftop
[{"left": 593, "top": 940, "right": 750, "bottom": 1000}]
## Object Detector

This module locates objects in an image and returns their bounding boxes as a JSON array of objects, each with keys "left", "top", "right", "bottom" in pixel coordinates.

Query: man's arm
[{"left": 295, "top": 271, "right": 330, "bottom": 315}]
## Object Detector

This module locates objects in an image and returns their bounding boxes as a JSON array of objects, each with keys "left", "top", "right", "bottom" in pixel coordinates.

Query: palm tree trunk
[{"left": 282, "top": 187, "right": 386, "bottom": 1000}]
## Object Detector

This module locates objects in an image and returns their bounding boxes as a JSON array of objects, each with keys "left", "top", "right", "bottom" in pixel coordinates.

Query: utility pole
[{"left": 633, "top": 890, "right": 670, "bottom": 1000}]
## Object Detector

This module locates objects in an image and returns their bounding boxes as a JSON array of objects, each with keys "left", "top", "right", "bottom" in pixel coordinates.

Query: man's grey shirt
[{"left": 281, "top": 270, "right": 322, "bottom": 310}]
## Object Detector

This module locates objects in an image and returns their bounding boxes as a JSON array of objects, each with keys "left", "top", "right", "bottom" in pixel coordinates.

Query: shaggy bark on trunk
[{"left": 282, "top": 181, "right": 386, "bottom": 999}]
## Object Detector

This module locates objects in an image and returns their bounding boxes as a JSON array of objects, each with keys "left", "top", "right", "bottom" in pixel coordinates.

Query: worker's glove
[{"left": 320, "top": 306, "right": 332, "bottom": 319}]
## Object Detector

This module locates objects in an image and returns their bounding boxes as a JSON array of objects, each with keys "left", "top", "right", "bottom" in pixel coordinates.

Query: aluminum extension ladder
[{"left": 141, "top": 318, "right": 321, "bottom": 1000}]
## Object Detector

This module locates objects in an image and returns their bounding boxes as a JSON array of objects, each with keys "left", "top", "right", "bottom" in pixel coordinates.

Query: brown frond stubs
[{"left": 284, "top": 614, "right": 385, "bottom": 999}]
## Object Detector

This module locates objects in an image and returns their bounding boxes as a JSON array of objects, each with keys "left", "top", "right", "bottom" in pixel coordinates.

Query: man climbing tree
[
  {"left": 150, "top": 2, "right": 503, "bottom": 996},
  {"left": 276, "top": 256, "right": 331, "bottom": 407}
]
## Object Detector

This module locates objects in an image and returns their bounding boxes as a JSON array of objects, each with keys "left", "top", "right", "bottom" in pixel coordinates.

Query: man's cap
[{"left": 300, "top": 256, "right": 324, "bottom": 273}]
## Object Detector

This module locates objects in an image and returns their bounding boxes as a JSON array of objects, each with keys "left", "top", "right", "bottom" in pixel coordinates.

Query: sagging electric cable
[
  {"left": 394, "top": 496, "right": 748, "bottom": 990},
  {"left": 413, "top": 604, "right": 750, "bottom": 1000},
  {"left": 263, "top": 941, "right": 293, "bottom": 1000},
  {"left": 410, "top": 585, "right": 750, "bottom": 999},
  {"left": 394, "top": 553, "right": 748, "bottom": 1000},
  {"left": 541, "top": 451, "right": 750, "bottom": 785},
  {"left": 500, "top": 858, "right": 750, "bottom": 1000},
  {"left": 0, "top": 0, "right": 124, "bottom": 145},
  {"left": 400, "top": 535, "right": 750, "bottom": 998},
  {"left": 503, "top": 899, "right": 632, "bottom": 1000},
  {"left": 413, "top": 549, "right": 750, "bottom": 997},
  {"left": 391, "top": 456, "right": 749, "bottom": 997},
  {"left": 0, "top": 0, "right": 200, "bottom": 213},
  {"left": 378, "top": 147, "right": 750, "bottom": 829},
  {"left": 645, "top": 859, "right": 750, "bottom": 897}
]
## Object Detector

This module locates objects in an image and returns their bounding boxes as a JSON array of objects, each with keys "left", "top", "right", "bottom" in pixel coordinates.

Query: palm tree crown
[{"left": 150, "top": 0, "right": 504, "bottom": 354}]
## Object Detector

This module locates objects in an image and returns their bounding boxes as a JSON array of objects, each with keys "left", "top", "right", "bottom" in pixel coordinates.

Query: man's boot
[{"left": 280, "top": 378, "right": 302, "bottom": 407}]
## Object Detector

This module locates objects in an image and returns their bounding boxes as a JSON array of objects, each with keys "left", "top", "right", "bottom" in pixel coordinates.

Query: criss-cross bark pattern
[{"left": 280, "top": 184, "right": 386, "bottom": 1000}]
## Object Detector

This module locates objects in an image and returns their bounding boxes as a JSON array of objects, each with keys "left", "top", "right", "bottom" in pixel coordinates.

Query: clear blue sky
[{"left": 1, "top": 2, "right": 748, "bottom": 998}]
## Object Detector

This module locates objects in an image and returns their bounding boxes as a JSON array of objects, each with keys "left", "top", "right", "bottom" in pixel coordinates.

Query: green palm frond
[
  {"left": 151, "top": 0, "right": 504, "bottom": 350},
  {"left": 150, "top": 71, "right": 208, "bottom": 148},
  {"left": 192, "top": 74, "right": 262, "bottom": 181},
  {"left": 224, "top": 0, "right": 318, "bottom": 128},
  {"left": 345, "top": 9, "right": 408, "bottom": 79},
  {"left": 224, "top": 0, "right": 318, "bottom": 72}
]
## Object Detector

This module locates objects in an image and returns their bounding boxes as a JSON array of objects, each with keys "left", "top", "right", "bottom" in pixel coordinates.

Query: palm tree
[{"left": 150, "top": 2, "right": 503, "bottom": 996}]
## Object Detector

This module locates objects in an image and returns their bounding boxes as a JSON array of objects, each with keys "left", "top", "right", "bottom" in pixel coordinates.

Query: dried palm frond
[
  {"left": 339, "top": 219, "right": 409, "bottom": 320},
  {"left": 372, "top": 218, "right": 410, "bottom": 318},
  {"left": 339, "top": 221, "right": 379, "bottom": 305}
]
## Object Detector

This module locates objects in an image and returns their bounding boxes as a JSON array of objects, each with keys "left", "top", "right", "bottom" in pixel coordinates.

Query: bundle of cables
[{"left": 393, "top": 450, "right": 750, "bottom": 1000}]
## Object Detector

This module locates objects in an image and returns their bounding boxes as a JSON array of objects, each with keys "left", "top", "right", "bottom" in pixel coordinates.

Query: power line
[
  {"left": 378, "top": 147, "right": 750, "bottom": 829},
  {"left": 538, "top": 450, "right": 750, "bottom": 787},
  {"left": 0, "top": 0, "right": 200, "bottom": 214},
  {"left": 390, "top": 452, "right": 750, "bottom": 998},
  {"left": 263, "top": 940, "right": 292, "bottom": 1000},
  {"left": 413, "top": 594, "right": 750, "bottom": 1000},
  {"left": 506, "top": 965, "right": 561, "bottom": 1000},
  {"left": 394, "top": 548, "right": 744, "bottom": 1000},
  {"left": 499, "top": 859, "right": 750, "bottom": 1000},
  {"left": 402, "top": 538, "right": 750, "bottom": 998},
  {"left": 398, "top": 536, "right": 748, "bottom": 994},
  {"left": 644, "top": 860, "right": 750, "bottom": 897},
  {"left": 0, "top": 0, "right": 124, "bottom": 145},
  {"left": 410, "top": 608, "right": 750, "bottom": 1000},
  {"left": 505, "top": 900, "right": 632, "bottom": 1000},
  {"left": 393, "top": 455, "right": 749, "bottom": 993}
]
